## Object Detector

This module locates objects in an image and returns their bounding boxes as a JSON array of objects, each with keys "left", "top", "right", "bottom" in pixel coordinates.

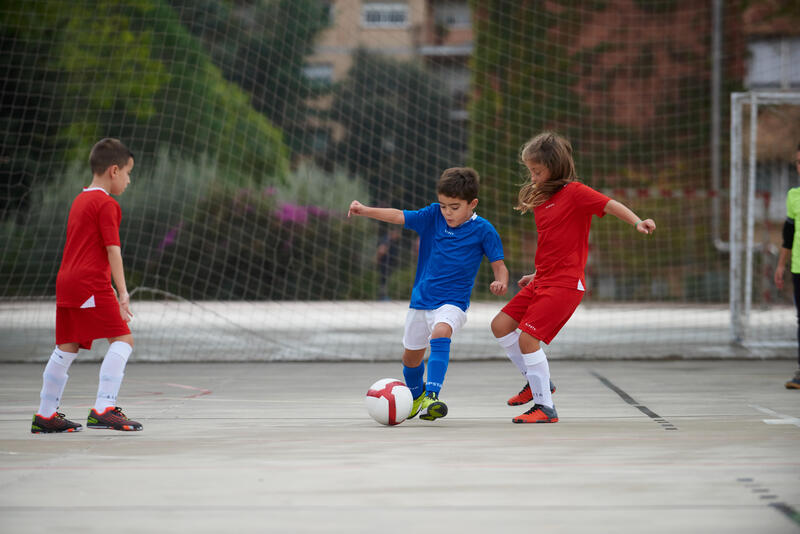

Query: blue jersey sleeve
[
  {"left": 481, "top": 222, "right": 504, "bottom": 263},
  {"left": 403, "top": 203, "right": 439, "bottom": 235}
]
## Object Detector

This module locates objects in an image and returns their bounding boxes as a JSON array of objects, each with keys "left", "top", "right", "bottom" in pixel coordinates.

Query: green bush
[{"left": 0, "top": 153, "right": 374, "bottom": 301}]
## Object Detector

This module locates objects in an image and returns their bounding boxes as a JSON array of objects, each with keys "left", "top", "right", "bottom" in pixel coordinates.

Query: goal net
[
  {"left": 729, "top": 92, "right": 800, "bottom": 351},
  {"left": 1, "top": 1, "right": 792, "bottom": 361}
]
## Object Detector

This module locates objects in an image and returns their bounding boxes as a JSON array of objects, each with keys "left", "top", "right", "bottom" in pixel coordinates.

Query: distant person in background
[
  {"left": 376, "top": 227, "right": 401, "bottom": 300},
  {"left": 773, "top": 142, "right": 800, "bottom": 390}
]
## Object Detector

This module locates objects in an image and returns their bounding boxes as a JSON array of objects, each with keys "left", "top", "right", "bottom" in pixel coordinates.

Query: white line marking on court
[{"left": 749, "top": 405, "right": 800, "bottom": 427}]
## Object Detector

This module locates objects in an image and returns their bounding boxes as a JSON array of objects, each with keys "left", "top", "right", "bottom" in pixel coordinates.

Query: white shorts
[{"left": 402, "top": 304, "right": 468, "bottom": 350}]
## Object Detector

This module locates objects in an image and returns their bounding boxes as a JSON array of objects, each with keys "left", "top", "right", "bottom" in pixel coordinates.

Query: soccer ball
[{"left": 365, "top": 378, "right": 413, "bottom": 426}]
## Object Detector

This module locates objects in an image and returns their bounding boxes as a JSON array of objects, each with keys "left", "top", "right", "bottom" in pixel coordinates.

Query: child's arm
[
  {"left": 489, "top": 259, "right": 509, "bottom": 296},
  {"left": 107, "top": 245, "right": 133, "bottom": 322},
  {"left": 775, "top": 247, "right": 790, "bottom": 290},
  {"left": 604, "top": 199, "right": 656, "bottom": 234},
  {"left": 348, "top": 200, "right": 405, "bottom": 225}
]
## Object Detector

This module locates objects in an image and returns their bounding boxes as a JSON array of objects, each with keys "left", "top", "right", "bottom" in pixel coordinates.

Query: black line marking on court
[
  {"left": 591, "top": 371, "right": 678, "bottom": 431},
  {"left": 736, "top": 478, "right": 800, "bottom": 528}
]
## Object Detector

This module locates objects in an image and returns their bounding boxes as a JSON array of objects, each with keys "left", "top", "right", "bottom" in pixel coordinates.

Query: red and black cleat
[
  {"left": 506, "top": 380, "right": 556, "bottom": 406},
  {"left": 31, "top": 412, "right": 83, "bottom": 433},
  {"left": 512, "top": 404, "right": 559, "bottom": 424},
  {"left": 87, "top": 407, "right": 143, "bottom": 431}
]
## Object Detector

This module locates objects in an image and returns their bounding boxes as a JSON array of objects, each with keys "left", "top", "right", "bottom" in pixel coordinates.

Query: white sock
[
  {"left": 496, "top": 331, "right": 527, "bottom": 376},
  {"left": 94, "top": 341, "right": 132, "bottom": 412},
  {"left": 38, "top": 348, "right": 78, "bottom": 417},
  {"left": 523, "top": 349, "right": 553, "bottom": 408}
]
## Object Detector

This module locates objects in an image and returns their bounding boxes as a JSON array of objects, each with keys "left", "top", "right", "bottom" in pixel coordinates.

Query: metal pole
[
  {"left": 729, "top": 93, "right": 743, "bottom": 343},
  {"left": 744, "top": 93, "right": 758, "bottom": 342},
  {"left": 711, "top": 0, "right": 723, "bottom": 249}
]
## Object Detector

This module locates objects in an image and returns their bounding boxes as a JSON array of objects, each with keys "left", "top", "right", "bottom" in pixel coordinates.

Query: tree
[
  {"left": 329, "top": 49, "right": 460, "bottom": 208},
  {"left": 0, "top": 0, "right": 290, "bottom": 219},
  {"left": 168, "top": 0, "right": 330, "bottom": 155}
]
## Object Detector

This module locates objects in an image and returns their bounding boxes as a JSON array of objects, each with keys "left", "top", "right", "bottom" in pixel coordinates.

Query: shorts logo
[{"left": 524, "top": 322, "right": 537, "bottom": 331}]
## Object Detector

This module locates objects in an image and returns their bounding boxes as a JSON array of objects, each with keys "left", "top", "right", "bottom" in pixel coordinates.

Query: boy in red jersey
[
  {"left": 31, "top": 138, "right": 142, "bottom": 433},
  {"left": 491, "top": 132, "right": 656, "bottom": 423}
]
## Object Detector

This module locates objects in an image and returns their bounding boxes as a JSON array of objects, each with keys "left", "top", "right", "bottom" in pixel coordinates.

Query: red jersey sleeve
[
  {"left": 98, "top": 200, "right": 121, "bottom": 247},
  {"left": 573, "top": 183, "right": 610, "bottom": 217}
]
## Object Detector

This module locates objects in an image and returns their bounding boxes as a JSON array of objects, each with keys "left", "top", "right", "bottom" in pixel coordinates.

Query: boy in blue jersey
[{"left": 348, "top": 167, "right": 509, "bottom": 420}]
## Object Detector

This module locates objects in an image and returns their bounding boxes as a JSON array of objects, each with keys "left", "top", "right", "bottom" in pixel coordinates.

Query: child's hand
[
  {"left": 490, "top": 280, "right": 507, "bottom": 296},
  {"left": 518, "top": 273, "right": 535, "bottom": 288},
  {"left": 775, "top": 265, "right": 785, "bottom": 290},
  {"left": 118, "top": 292, "right": 133, "bottom": 322},
  {"left": 348, "top": 200, "right": 365, "bottom": 218},
  {"left": 636, "top": 219, "right": 656, "bottom": 234}
]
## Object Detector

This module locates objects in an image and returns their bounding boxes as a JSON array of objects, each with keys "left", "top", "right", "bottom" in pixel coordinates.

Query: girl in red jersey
[{"left": 491, "top": 132, "right": 656, "bottom": 423}]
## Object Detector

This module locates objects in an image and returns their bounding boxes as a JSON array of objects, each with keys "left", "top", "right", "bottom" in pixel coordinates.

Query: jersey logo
[
  {"left": 80, "top": 295, "right": 96, "bottom": 309},
  {"left": 443, "top": 228, "right": 455, "bottom": 236},
  {"left": 545, "top": 203, "right": 556, "bottom": 209}
]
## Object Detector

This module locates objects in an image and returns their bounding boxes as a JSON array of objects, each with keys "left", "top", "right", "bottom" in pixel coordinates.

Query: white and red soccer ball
[{"left": 365, "top": 378, "right": 413, "bottom": 426}]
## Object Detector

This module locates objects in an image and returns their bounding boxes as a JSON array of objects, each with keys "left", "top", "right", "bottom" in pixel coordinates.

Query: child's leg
[
  {"left": 37, "top": 344, "right": 79, "bottom": 417},
  {"left": 94, "top": 335, "right": 133, "bottom": 412},
  {"left": 492, "top": 312, "right": 526, "bottom": 375},
  {"left": 519, "top": 332, "right": 553, "bottom": 408},
  {"left": 402, "top": 309, "right": 431, "bottom": 400},
  {"left": 402, "top": 348, "right": 427, "bottom": 399},
  {"left": 425, "top": 323, "right": 453, "bottom": 395},
  {"left": 424, "top": 305, "right": 467, "bottom": 396}
]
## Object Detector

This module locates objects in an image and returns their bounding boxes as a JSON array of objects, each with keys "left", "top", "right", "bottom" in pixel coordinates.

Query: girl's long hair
[{"left": 515, "top": 132, "right": 577, "bottom": 214}]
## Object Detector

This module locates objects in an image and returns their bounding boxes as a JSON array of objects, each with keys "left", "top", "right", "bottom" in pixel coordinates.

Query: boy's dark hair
[
  {"left": 89, "top": 138, "right": 134, "bottom": 176},
  {"left": 437, "top": 167, "right": 480, "bottom": 202}
]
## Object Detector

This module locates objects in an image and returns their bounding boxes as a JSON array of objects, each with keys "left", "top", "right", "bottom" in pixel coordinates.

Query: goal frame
[{"left": 729, "top": 91, "right": 800, "bottom": 344}]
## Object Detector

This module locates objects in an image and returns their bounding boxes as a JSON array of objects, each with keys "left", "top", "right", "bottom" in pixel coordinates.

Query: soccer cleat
[
  {"left": 506, "top": 380, "right": 557, "bottom": 406},
  {"left": 87, "top": 406, "right": 143, "bottom": 431},
  {"left": 512, "top": 404, "right": 559, "bottom": 424},
  {"left": 408, "top": 391, "right": 426, "bottom": 419},
  {"left": 418, "top": 391, "right": 448, "bottom": 421},
  {"left": 31, "top": 412, "right": 83, "bottom": 433},
  {"left": 785, "top": 377, "right": 800, "bottom": 389}
]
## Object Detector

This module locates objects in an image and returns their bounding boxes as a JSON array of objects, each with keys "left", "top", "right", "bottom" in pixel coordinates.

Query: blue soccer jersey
[{"left": 403, "top": 203, "right": 504, "bottom": 311}]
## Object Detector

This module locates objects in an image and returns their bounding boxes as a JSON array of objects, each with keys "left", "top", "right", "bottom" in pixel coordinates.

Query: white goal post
[{"left": 729, "top": 91, "right": 800, "bottom": 345}]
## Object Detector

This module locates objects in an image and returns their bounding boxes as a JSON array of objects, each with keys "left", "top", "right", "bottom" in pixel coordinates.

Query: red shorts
[
  {"left": 501, "top": 284, "right": 584, "bottom": 344},
  {"left": 55, "top": 303, "right": 130, "bottom": 350}
]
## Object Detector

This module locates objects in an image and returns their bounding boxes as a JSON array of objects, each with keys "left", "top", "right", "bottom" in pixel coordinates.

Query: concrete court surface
[{"left": 0, "top": 360, "right": 799, "bottom": 534}]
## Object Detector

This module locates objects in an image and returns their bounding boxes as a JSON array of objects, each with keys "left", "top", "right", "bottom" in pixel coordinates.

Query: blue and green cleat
[
  {"left": 408, "top": 391, "right": 426, "bottom": 419},
  {"left": 419, "top": 391, "right": 448, "bottom": 421}
]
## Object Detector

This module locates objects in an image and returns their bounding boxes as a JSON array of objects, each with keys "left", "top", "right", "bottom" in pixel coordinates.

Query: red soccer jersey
[
  {"left": 56, "top": 188, "right": 122, "bottom": 307},
  {"left": 532, "top": 182, "right": 610, "bottom": 290}
]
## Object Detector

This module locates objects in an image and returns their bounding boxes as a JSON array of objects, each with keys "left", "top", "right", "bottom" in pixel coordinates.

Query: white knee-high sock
[
  {"left": 523, "top": 349, "right": 553, "bottom": 408},
  {"left": 38, "top": 348, "right": 78, "bottom": 417},
  {"left": 496, "top": 331, "right": 527, "bottom": 376},
  {"left": 94, "top": 341, "right": 132, "bottom": 412}
]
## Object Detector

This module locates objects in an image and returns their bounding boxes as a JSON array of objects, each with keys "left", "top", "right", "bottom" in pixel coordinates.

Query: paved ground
[{"left": 1, "top": 360, "right": 799, "bottom": 534}]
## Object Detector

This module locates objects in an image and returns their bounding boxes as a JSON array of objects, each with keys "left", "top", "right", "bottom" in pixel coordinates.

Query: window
[
  {"left": 434, "top": 2, "right": 471, "bottom": 28},
  {"left": 362, "top": 3, "right": 409, "bottom": 28},
  {"left": 746, "top": 37, "right": 800, "bottom": 89},
  {"left": 302, "top": 63, "right": 334, "bottom": 88},
  {"left": 322, "top": 0, "right": 335, "bottom": 25}
]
